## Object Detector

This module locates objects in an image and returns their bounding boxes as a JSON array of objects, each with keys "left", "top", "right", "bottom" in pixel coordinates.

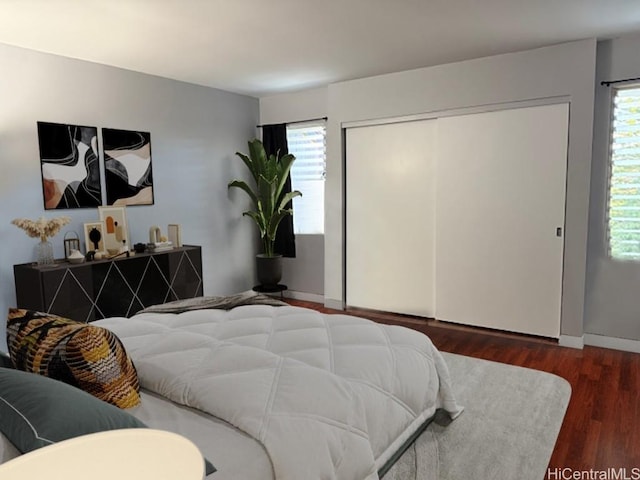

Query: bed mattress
[
  {"left": 131, "top": 390, "right": 271, "bottom": 479},
  {"left": 96, "top": 304, "right": 463, "bottom": 479}
]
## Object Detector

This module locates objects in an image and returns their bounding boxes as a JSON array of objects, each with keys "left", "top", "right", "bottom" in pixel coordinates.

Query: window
[
  {"left": 286, "top": 122, "right": 326, "bottom": 234},
  {"left": 607, "top": 86, "right": 640, "bottom": 260}
]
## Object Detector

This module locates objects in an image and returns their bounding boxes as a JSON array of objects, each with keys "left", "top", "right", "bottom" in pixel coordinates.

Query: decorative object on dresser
[
  {"left": 228, "top": 139, "right": 301, "bottom": 288},
  {"left": 102, "top": 128, "right": 154, "bottom": 206},
  {"left": 147, "top": 225, "right": 173, "bottom": 252},
  {"left": 67, "top": 250, "right": 85, "bottom": 264},
  {"left": 11, "top": 216, "right": 71, "bottom": 266},
  {"left": 98, "top": 205, "right": 129, "bottom": 255},
  {"left": 168, "top": 223, "right": 182, "bottom": 248},
  {"left": 63, "top": 231, "right": 81, "bottom": 259},
  {"left": 133, "top": 242, "right": 146, "bottom": 253},
  {"left": 37, "top": 121, "right": 102, "bottom": 210},
  {"left": 83, "top": 221, "right": 106, "bottom": 254},
  {"left": 13, "top": 245, "right": 203, "bottom": 322}
]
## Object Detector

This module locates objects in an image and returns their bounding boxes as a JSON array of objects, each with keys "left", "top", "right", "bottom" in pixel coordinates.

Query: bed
[{"left": 1, "top": 293, "right": 463, "bottom": 479}]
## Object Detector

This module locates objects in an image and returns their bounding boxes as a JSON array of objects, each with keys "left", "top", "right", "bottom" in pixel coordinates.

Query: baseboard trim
[
  {"left": 276, "top": 300, "right": 640, "bottom": 354},
  {"left": 324, "top": 298, "right": 345, "bottom": 310},
  {"left": 558, "top": 335, "right": 584, "bottom": 350},
  {"left": 282, "top": 290, "right": 325, "bottom": 304},
  {"left": 584, "top": 334, "right": 640, "bottom": 354}
]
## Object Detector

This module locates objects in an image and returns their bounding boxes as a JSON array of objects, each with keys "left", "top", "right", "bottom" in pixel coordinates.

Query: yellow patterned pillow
[{"left": 6, "top": 308, "right": 140, "bottom": 409}]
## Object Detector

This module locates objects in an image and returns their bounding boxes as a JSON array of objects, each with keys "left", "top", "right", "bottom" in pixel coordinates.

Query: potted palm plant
[{"left": 228, "top": 139, "right": 302, "bottom": 287}]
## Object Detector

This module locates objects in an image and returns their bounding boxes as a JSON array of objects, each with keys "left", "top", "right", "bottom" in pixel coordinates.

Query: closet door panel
[
  {"left": 346, "top": 119, "right": 436, "bottom": 317},
  {"left": 435, "top": 103, "right": 568, "bottom": 337}
]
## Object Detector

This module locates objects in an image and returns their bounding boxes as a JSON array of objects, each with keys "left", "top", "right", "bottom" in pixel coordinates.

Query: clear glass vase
[{"left": 36, "top": 238, "right": 55, "bottom": 266}]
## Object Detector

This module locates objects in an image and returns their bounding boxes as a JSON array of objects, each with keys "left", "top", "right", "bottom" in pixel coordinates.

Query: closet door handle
[{"left": 556, "top": 227, "right": 563, "bottom": 237}]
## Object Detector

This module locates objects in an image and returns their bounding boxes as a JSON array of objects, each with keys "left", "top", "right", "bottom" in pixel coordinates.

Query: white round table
[{"left": 0, "top": 429, "right": 205, "bottom": 480}]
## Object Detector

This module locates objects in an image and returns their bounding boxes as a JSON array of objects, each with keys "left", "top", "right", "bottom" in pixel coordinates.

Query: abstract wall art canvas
[
  {"left": 102, "top": 128, "right": 154, "bottom": 206},
  {"left": 37, "top": 122, "right": 102, "bottom": 209}
]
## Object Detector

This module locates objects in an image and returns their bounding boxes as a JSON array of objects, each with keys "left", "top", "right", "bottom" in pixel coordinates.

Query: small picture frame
[
  {"left": 98, "top": 206, "right": 129, "bottom": 254},
  {"left": 84, "top": 222, "right": 106, "bottom": 253},
  {"left": 168, "top": 224, "right": 182, "bottom": 248}
]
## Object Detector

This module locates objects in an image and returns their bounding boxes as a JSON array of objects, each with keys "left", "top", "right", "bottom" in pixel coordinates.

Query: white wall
[
  {"left": 259, "top": 87, "right": 327, "bottom": 299},
  {"left": 585, "top": 34, "right": 640, "bottom": 341},
  {"left": 0, "top": 43, "right": 259, "bottom": 351},
  {"left": 325, "top": 40, "right": 597, "bottom": 338}
]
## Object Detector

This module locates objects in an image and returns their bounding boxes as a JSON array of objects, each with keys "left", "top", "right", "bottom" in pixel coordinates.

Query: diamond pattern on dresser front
[
  {"left": 137, "top": 256, "right": 174, "bottom": 306},
  {"left": 94, "top": 261, "right": 137, "bottom": 319},
  {"left": 13, "top": 246, "right": 203, "bottom": 323},
  {"left": 170, "top": 252, "right": 203, "bottom": 299},
  {"left": 118, "top": 256, "right": 150, "bottom": 292},
  {"left": 47, "top": 268, "right": 97, "bottom": 322}
]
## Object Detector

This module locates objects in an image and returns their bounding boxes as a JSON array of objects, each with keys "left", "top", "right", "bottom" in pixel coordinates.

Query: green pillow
[
  {"left": 0, "top": 367, "right": 146, "bottom": 452},
  {"left": 0, "top": 367, "right": 216, "bottom": 475}
]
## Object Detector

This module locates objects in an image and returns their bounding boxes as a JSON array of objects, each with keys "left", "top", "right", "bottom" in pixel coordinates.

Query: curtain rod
[
  {"left": 601, "top": 77, "right": 640, "bottom": 87},
  {"left": 257, "top": 116, "right": 327, "bottom": 128}
]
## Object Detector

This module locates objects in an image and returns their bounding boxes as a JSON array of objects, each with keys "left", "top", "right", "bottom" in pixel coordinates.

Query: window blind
[
  {"left": 608, "top": 86, "right": 640, "bottom": 259},
  {"left": 286, "top": 122, "right": 326, "bottom": 234}
]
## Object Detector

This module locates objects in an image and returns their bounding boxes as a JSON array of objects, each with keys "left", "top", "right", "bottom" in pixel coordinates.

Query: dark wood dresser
[{"left": 13, "top": 245, "right": 203, "bottom": 322}]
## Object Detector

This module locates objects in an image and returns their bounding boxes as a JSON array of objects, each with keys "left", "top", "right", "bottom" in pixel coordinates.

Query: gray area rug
[{"left": 384, "top": 352, "right": 571, "bottom": 480}]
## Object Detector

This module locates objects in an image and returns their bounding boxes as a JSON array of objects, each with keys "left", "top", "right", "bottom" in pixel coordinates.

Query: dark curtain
[{"left": 262, "top": 123, "right": 296, "bottom": 258}]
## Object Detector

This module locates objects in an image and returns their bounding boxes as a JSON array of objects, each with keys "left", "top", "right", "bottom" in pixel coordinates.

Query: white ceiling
[{"left": 0, "top": 0, "right": 639, "bottom": 98}]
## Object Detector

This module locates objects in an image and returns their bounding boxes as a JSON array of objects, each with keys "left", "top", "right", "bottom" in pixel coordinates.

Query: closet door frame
[{"left": 342, "top": 96, "right": 570, "bottom": 336}]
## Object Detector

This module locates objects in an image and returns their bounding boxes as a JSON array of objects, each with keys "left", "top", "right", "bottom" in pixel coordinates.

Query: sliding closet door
[
  {"left": 435, "top": 103, "right": 569, "bottom": 337},
  {"left": 346, "top": 119, "right": 436, "bottom": 316}
]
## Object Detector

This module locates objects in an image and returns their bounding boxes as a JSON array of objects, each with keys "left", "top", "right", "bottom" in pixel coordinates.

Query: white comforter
[{"left": 97, "top": 305, "right": 462, "bottom": 480}]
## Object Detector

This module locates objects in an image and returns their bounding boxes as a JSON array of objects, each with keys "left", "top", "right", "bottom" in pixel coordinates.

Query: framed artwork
[
  {"left": 102, "top": 128, "right": 154, "bottom": 206},
  {"left": 37, "top": 121, "right": 102, "bottom": 210},
  {"left": 84, "top": 222, "right": 106, "bottom": 253},
  {"left": 168, "top": 224, "right": 182, "bottom": 248},
  {"left": 98, "top": 206, "right": 129, "bottom": 254}
]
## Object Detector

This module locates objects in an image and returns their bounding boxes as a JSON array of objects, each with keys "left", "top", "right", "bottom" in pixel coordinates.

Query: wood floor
[{"left": 286, "top": 299, "right": 640, "bottom": 475}]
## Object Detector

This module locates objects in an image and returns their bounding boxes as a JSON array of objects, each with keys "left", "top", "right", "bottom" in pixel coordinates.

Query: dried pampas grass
[{"left": 11, "top": 216, "right": 71, "bottom": 241}]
